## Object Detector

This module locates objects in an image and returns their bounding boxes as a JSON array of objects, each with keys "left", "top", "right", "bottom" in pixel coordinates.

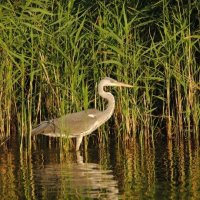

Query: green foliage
[{"left": 0, "top": 0, "right": 199, "bottom": 147}]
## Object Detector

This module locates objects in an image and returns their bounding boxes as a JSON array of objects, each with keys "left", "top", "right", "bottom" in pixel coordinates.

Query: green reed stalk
[{"left": 0, "top": 0, "right": 199, "bottom": 149}]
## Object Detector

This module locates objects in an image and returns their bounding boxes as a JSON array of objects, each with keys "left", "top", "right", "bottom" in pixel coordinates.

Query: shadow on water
[
  {"left": 32, "top": 151, "right": 118, "bottom": 199},
  {"left": 0, "top": 136, "right": 119, "bottom": 200},
  {"left": 0, "top": 132, "right": 199, "bottom": 200}
]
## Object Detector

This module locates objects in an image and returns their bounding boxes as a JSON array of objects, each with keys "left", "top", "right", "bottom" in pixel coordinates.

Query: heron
[{"left": 32, "top": 77, "right": 133, "bottom": 151}]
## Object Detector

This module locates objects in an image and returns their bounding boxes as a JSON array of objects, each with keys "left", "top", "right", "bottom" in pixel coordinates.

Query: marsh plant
[{"left": 0, "top": 0, "right": 199, "bottom": 149}]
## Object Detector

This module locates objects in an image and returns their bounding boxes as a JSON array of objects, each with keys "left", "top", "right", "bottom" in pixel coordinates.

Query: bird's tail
[{"left": 31, "top": 121, "right": 49, "bottom": 136}]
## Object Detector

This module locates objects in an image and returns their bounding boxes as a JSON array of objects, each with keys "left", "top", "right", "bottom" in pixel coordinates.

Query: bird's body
[
  {"left": 32, "top": 77, "right": 132, "bottom": 150},
  {"left": 32, "top": 109, "right": 108, "bottom": 140}
]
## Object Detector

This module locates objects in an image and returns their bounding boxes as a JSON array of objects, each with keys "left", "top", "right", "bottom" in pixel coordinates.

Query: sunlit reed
[{"left": 0, "top": 0, "right": 199, "bottom": 149}]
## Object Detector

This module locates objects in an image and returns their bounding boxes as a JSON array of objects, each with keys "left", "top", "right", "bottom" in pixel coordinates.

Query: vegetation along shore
[{"left": 0, "top": 0, "right": 199, "bottom": 150}]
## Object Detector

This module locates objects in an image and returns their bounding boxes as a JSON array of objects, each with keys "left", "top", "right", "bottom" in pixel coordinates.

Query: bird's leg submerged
[{"left": 76, "top": 135, "right": 83, "bottom": 151}]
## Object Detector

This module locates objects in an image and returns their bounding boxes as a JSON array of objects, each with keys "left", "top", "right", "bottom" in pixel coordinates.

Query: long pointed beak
[{"left": 116, "top": 81, "right": 133, "bottom": 88}]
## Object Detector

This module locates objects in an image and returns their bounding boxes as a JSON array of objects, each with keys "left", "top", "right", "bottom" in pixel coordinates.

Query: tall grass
[{"left": 0, "top": 0, "right": 199, "bottom": 149}]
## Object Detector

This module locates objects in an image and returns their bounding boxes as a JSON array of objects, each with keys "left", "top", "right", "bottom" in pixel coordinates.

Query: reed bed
[{"left": 0, "top": 0, "right": 199, "bottom": 148}]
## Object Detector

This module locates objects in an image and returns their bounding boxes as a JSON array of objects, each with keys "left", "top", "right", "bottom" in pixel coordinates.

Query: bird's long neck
[{"left": 98, "top": 83, "right": 115, "bottom": 120}]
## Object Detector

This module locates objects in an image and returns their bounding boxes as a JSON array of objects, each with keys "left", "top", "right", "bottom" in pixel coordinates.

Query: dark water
[{"left": 0, "top": 135, "right": 199, "bottom": 200}]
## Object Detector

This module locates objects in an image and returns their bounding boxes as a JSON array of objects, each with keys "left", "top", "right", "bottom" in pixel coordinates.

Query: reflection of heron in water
[
  {"left": 33, "top": 151, "right": 119, "bottom": 199},
  {"left": 32, "top": 77, "right": 133, "bottom": 150}
]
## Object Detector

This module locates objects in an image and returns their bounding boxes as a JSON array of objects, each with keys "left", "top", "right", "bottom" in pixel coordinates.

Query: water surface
[{"left": 0, "top": 135, "right": 199, "bottom": 199}]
